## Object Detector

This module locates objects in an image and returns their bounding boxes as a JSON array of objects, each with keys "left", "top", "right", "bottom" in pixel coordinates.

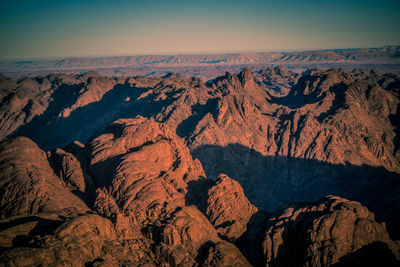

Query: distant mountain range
[{"left": 1, "top": 46, "right": 400, "bottom": 80}]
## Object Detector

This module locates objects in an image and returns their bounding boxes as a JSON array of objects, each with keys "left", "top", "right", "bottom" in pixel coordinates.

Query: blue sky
[{"left": 0, "top": 0, "right": 399, "bottom": 59}]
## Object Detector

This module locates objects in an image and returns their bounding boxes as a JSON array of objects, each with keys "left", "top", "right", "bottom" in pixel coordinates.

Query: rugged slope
[
  {"left": 0, "top": 118, "right": 251, "bottom": 266},
  {"left": 0, "top": 118, "right": 398, "bottom": 266},
  {"left": 237, "top": 196, "right": 400, "bottom": 267},
  {"left": 200, "top": 174, "right": 258, "bottom": 242},
  {"left": 3, "top": 68, "right": 399, "bottom": 171},
  {"left": 0, "top": 67, "right": 399, "bottom": 240},
  {"left": 0, "top": 137, "right": 89, "bottom": 217}
]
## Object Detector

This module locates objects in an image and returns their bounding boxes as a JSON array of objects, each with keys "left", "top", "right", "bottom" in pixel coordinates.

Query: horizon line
[{"left": 1, "top": 45, "right": 399, "bottom": 62}]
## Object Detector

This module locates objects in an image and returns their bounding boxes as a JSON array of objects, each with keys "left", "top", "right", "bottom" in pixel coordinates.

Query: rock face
[
  {"left": 88, "top": 118, "right": 252, "bottom": 265},
  {"left": 0, "top": 137, "right": 89, "bottom": 218},
  {"left": 89, "top": 117, "right": 205, "bottom": 222},
  {"left": 202, "top": 174, "right": 258, "bottom": 241},
  {"left": 202, "top": 241, "right": 252, "bottom": 267},
  {"left": 0, "top": 211, "right": 154, "bottom": 266},
  {"left": 48, "top": 148, "right": 87, "bottom": 192},
  {"left": 0, "top": 76, "right": 51, "bottom": 140},
  {"left": 256, "top": 196, "right": 399, "bottom": 267}
]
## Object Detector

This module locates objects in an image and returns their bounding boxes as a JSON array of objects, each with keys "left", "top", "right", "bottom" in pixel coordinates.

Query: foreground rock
[
  {"left": 202, "top": 174, "right": 258, "bottom": 241},
  {"left": 239, "top": 196, "right": 400, "bottom": 267},
  {"left": 0, "top": 211, "right": 154, "bottom": 266},
  {"left": 48, "top": 148, "right": 88, "bottom": 192},
  {"left": 0, "top": 137, "right": 89, "bottom": 218}
]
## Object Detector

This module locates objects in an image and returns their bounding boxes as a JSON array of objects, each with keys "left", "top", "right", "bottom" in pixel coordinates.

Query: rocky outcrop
[
  {"left": 88, "top": 118, "right": 252, "bottom": 265},
  {"left": 151, "top": 205, "right": 221, "bottom": 266},
  {"left": 0, "top": 76, "right": 52, "bottom": 140},
  {"left": 0, "top": 137, "right": 89, "bottom": 218},
  {"left": 257, "top": 196, "right": 399, "bottom": 267},
  {"left": 48, "top": 148, "right": 87, "bottom": 192},
  {"left": 89, "top": 117, "right": 205, "bottom": 221},
  {"left": 202, "top": 174, "right": 257, "bottom": 241},
  {"left": 0, "top": 211, "right": 155, "bottom": 266},
  {"left": 59, "top": 73, "right": 117, "bottom": 118},
  {"left": 202, "top": 241, "right": 252, "bottom": 267}
]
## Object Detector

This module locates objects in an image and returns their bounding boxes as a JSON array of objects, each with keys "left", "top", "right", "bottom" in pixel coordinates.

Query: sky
[{"left": 0, "top": 0, "right": 399, "bottom": 60}]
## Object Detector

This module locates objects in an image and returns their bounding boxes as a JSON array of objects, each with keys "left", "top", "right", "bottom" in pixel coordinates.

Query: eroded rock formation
[
  {"left": 0, "top": 137, "right": 89, "bottom": 218},
  {"left": 0, "top": 67, "right": 400, "bottom": 266},
  {"left": 202, "top": 174, "right": 258, "bottom": 242},
  {"left": 0, "top": 118, "right": 252, "bottom": 266},
  {"left": 261, "top": 196, "right": 399, "bottom": 267},
  {"left": 237, "top": 196, "right": 400, "bottom": 267}
]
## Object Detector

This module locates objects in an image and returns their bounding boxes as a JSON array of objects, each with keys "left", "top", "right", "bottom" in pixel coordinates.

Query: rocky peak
[
  {"left": 79, "top": 70, "right": 100, "bottom": 82},
  {"left": 273, "top": 66, "right": 288, "bottom": 77},
  {"left": 237, "top": 68, "right": 254, "bottom": 87}
]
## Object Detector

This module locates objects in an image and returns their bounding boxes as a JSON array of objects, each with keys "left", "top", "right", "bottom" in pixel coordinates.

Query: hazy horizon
[
  {"left": 1, "top": 0, "right": 399, "bottom": 60},
  {"left": 2, "top": 45, "right": 399, "bottom": 62}
]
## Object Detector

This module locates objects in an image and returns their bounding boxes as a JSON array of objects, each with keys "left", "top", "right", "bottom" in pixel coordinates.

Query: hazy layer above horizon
[{"left": 0, "top": 0, "right": 399, "bottom": 60}]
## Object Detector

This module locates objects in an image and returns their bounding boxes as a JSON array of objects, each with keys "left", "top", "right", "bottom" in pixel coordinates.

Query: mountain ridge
[{"left": 1, "top": 46, "right": 400, "bottom": 80}]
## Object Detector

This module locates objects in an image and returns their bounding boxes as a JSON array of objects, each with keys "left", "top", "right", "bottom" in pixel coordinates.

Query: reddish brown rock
[
  {"left": 0, "top": 68, "right": 400, "bottom": 266},
  {"left": 89, "top": 117, "right": 205, "bottom": 223},
  {"left": 0, "top": 137, "right": 89, "bottom": 217},
  {"left": 88, "top": 118, "right": 250, "bottom": 265},
  {"left": 260, "top": 196, "right": 399, "bottom": 267},
  {"left": 0, "top": 76, "right": 52, "bottom": 140},
  {"left": 151, "top": 205, "right": 220, "bottom": 266},
  {"left": 203, "top": 174, "right": 257, "bottom": 241},
  {"left": 59, "top": 74, "right": 117, "bottom": 118},
  {"left": 0, "top": 211, "right": 156, "bottom": 266},
  {"left": 48, "top": 148, "right": 86, "bottom": 192},
  {"left": 82, "top": 118, "right": 252, "bottom": 266},
  {"left": 202, "top": 241, "right": 252, "bottom": 267}
]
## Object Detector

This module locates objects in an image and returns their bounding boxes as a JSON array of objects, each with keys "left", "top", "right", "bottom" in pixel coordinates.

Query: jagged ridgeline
[{"left": 0, "top": 68, "right": 399, "bottom": 266}]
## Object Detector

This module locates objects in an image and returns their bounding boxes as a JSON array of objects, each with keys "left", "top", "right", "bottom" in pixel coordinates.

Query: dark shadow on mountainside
[{"left": 191, "top": 143, "right": 400, "bottom": 240}]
